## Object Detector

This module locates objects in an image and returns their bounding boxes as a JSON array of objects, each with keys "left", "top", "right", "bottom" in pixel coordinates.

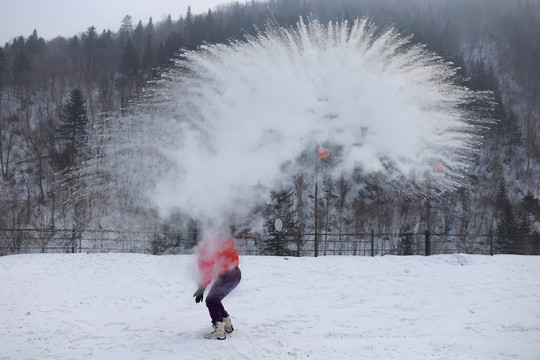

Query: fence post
[
  {"left": 296, "top": 229, "right": 302, "bottom": 257},
  {"left": 370, "top": 229, "right": 375, "bottom": 257},
  {"left": 71, "top": 228, "right": 76, "bottom": 253},
  {"left": 425, "top": 230, "right": 430, "bottom": 256},
  {"left": 489, "top": 231, "right": 494, "bottom": 256}
]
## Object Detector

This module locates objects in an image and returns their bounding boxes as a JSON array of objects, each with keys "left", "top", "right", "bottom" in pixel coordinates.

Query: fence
[
  {"left": 1, "top": 228, "right": 538, "bottom": 256},
  {"left": 249, "top": 230, "right": 540, "bottom": 256},
  {"left": 0, "top": 228, "right": 155, "bottom": 256}
]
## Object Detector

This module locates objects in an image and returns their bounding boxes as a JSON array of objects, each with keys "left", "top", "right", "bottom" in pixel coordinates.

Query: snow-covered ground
[{"left": 1, "top": 253, "right": 539, "bottom": 359}]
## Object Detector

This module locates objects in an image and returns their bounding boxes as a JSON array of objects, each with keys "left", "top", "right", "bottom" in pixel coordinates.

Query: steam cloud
[{"left": 108, "top": 18, "right": 492, "bottom": 225}]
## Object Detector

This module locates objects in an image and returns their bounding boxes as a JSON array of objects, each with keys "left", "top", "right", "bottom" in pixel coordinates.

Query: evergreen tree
[
  {"left": 68, "top": 35, "right": 80, "bottom": 51},
  {"left": 56, "top": 90, "right": 89, "bottom": 248},
  {"left": 186, "top": 6, "right": 193, "bottom": 27},
  {"left": 119, "top": 15, "right": 133, "bottom": 37},
  {"left": 119, "top": 38, "right": 140, "bottom": 76},
  {"left": 142, "top": 34, "right": 154, "bottom": 71},
  {"left": 504, "top": 111, "right": 524, "bottom": 162},
  {"left": 263, "top": 190, "right": 297, "bottom": 256},
  {"left": 162, "top": 32, "right": 182, "bottom": 62},
  {"left": 519, "top": 192, "right": 540, "bottom": 233},
  {"left": 56, "top": 89, "right": 88, "bottom": 167},
  {"left": 12, "top": 50, "right": 32, "bottom": 84},
  {"left": 493, "top": 94, "right": 507, "bottom": 146},
  {"left": 184, "top": 7, "right": 194, "bottom": 40},
  {"left": 495, "top": 182, "right": 519, "bottom": 253},
  {"left": 145, "top": 17, "right": 154, "bottom": 35},
  {"left": 495, "top": 181, "right": 509, "bottom": 212},
  {"left": 132, "top": 20, "right": 145, "bottom": 45},
  {"left": 25, "top": 29, "right": 45, "bottom": 53},
  {"left": 496, "top": 201, "right": 519, "bottom": 252},
  {"left": 0, "top": 47, "right": 7, "bottom": 85},
  {"left": 82, "top": 26, "right": 98, "bottom": 54},
  {"left": 118, "top": 38, "right": 142, "bottom": 107},
  {"left": 10, "top": 36, "right": 26, "bottom": 53},
  {"left": 164, "top": 14, "right": 174, "bottom": 32},
  {"left": 98, "top": 30, "right": 113, "bottom": 48},
  {"left": 469, "top": 60, "right": 497, "bottom": 91}
]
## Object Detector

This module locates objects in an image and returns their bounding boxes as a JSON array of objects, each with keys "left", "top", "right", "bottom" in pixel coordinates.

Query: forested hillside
[{"left": 1, "top": 0, "right": 539, "bottom": 255}]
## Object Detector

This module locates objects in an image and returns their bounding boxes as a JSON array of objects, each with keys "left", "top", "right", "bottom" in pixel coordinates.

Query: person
[{"left": 193, "top": 237, "right": 241, "bottom": 340}]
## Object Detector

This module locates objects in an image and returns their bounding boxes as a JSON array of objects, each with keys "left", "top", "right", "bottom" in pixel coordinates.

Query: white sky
[{"left": 0, "top": 0, "right": 244, "bottom": 45}]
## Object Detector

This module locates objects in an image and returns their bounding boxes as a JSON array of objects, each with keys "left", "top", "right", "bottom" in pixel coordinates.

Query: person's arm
[{"left": 194, "top": 245, "right": 213, "bottom": 303}]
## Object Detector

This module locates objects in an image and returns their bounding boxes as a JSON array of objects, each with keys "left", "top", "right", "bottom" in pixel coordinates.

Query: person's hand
[{"left": 193, "top": 287, "right": 205, "bottom": 303}]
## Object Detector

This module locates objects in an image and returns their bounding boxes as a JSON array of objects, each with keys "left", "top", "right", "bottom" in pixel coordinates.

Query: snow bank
[{"left": 1, "top": 254, "right": 539, "bottom": 359}]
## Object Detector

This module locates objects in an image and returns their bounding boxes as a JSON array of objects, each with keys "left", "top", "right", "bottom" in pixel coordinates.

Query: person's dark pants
[{"left": 206, "top": 267, "right": 241, "bottom": 324}]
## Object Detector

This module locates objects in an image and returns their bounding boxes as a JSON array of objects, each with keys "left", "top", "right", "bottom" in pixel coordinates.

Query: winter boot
[
  {"left": 204, "top": 321, "right": 226, "bottom": 340},
  {"left": 224, "top": 316, "right": 234, "bottom": 333}
]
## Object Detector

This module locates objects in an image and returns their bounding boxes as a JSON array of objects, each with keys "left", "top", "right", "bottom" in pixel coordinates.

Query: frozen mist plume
[{"left": 110, "top": 17, "right": 493, "bottom": 223}]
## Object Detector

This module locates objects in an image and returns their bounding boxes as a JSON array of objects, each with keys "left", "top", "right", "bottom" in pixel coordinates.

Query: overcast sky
[{"left": 1, "top": 0, "right": 244, "bottom": 45}]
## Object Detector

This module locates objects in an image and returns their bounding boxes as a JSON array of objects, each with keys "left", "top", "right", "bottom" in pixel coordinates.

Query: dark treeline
[{"left": 0, "top": 0, "right": 539, "bottom": 255}]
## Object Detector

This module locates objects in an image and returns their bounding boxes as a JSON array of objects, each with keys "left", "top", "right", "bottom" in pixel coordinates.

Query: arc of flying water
[{"left": 101, "top": 17, "right": 493, "bottom": 224}]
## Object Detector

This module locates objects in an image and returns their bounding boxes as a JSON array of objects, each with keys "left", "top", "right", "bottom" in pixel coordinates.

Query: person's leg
[
  {"left": 218, "top": 302, "right": 229, "bottom": 319},
  {"left": 205, "top": 267, "right": 241, "bottom": 323}
]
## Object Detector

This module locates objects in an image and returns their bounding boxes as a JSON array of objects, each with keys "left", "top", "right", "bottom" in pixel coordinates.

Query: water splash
[{"left": 104, "top": 17, "right": 492, "bottom": 225}]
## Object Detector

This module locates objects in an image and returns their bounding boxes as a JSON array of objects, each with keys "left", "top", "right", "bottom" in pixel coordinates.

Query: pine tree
[
  {"left": 263, "top": 190, "right": 297, "bottom": 256},
  {"left": 0, "top": 47, "right": 7, "bottom": 85},
  {"left": 132, "top": 20, "right": 145, "bottom": 45},
  {"left": 186, "top": 6, "right": 193, "bottom": 27},
  {"left": 519, "top": 193, "right": 540, "bottom": 254},
  {"left": 12, "top": 50, "right": 31, "bottom": 83},
  {"left": 164, "top": 14, "right": 173, "bottom": 32},
  {"left": 68, "top": 35, "right": 80, "bottom": 51},
  {"left": 519, "top": 192, "right": 539, "bottom": 234},
  {"left": 495, "top": 182, "right": 509, "bottom": 213},
  {"left": 145, "top": 17, "right": 154, "bottom": 35},
  {"left": 142, "top": 34, "right": 153, "bottom": 71},
  {"left": 469, "top": 60, "right": 497, "bottom": 91},
  {"left": 98, "top": 30, "right": 113, "bottom": 48},
  {"left": 120, "top": 38, "right": 140, "bottom": 76},
  {"left": 25, "top": 29, "right": 45, "bottom": 53},
  {"left": 493, "top": 94, "right": 507, "bottom": 146},
  {"left": 184, "top": 7, "right": 194, "bottom": 40},
  {"left": 10, "top": 36, "right": 26, "bottom": 53},
  {"left": 119, "top": 15, "right": 133, "bottom": 37},
  {"left": 82, "top": 26, "right": 98, "bottom": 54},
  {"left": 205, "top": 10, "right": 215, "bottom": 42},
  {"left": 495, "top": 182, "right": 519, "bottom": 253},
  {"left": 56, "top": 89, "right": 88, "bottom": 167},
  {"left": 504, "top": 111, "right": 524, "bottom": 162},
  {"left": 496, "top": 201, "right": 519, "bottom": 252}
]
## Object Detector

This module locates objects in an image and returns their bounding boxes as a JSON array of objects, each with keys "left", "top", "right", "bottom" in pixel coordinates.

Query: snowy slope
[{"left": 1, "top": 254, "right": 539, "bottom": 360}]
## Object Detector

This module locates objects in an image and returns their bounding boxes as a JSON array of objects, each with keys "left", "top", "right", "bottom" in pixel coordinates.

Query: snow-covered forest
[{"left": 1, "top": 0, "right": 539, "bottom": 255}]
